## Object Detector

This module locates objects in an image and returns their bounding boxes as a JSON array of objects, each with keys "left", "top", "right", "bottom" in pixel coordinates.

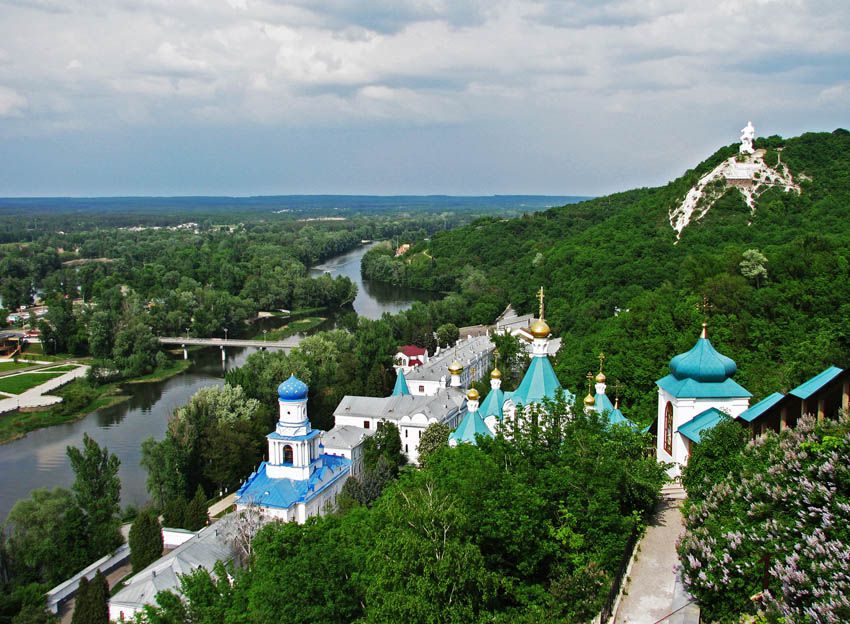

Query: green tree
[
  {"left": 71, "top": 570, "right": 108, "bottom": 624},
  {"left": 129, "top": 510, "right": 163, "bottom": 573},
  {"left": 681, "top": 415, "right": 750, "bottom": 503},
  {"left": 66, "top": 434, "right": 122, "bottom": 558},
  {"left": 435, "top": 323, "right": 459, "bottom": 348},
  {"left": 184, "top": 486, "right": 209, "bottom": 532},
  {"left": 417, "top": 422, "right": 451, "bottom": 466},
  {"left": 140, "top": 437, "right": 187, "bottom": 510},
  {"left": 739, "top": 249, "right": 768, "bottom": 287},
  {"left": 161, "top": 496, "right": 187, "bottom": 529}
]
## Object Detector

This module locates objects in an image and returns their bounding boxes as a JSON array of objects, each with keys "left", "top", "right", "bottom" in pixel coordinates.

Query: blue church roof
[
  {"left": 511, "top": 356, "right": 572, "bottom": 406},
  {"left": 657, "top": 333, "right": 751, "bottom": 399},
  {"left": 391, "top": 370, "right": 411, "bottom": 396},
  {"left": 593, "top": 392, "right": 637, "bottom": 429},
  {"left": 449, "top": 408, "right": 493, "bottom": 445},
  {"left": 737, "top": 392, "right": 785, "bottom": 423},
  {"left": 789, "top": 366, "right": 843, "bottom": 399},
  {"left": 479, "top": 387, "right": 504, "bottom": 420},
  {"left": 676, "top": 407, "right": 726, "bottom": 443},
  {"left": 278, "top": 374, "right": 308, "bottom": 402},
  {"left": 236, "top": 455, "right": 350, "bottom": 510}
]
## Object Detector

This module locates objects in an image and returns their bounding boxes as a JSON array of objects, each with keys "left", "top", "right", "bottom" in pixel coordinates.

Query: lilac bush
[{"left": 678, "top": 416, "right": 850, "bottom": 623}]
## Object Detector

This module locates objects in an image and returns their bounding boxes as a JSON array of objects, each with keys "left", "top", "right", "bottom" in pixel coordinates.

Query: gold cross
[
  {"left": 537, "top": 286, "right": 545, "bottom": 320},
  {"left": 598, "top": 351, "right": 605, "bottom": 373},
  {"left": 697, "top": 295, "right": 713, "bottom": 320},
  {"left": 586, "top": 371, "right": 594, "bottom": 394}
]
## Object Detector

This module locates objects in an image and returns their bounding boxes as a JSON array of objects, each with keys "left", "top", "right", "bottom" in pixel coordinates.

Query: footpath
[{"left": 613, "top": 483, "right": 699, "bottom": 624}]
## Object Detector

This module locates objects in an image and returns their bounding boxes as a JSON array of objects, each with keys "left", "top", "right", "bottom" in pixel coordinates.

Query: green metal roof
[
  {"left": 737, "top": 392, "right": 785, "bottom": 423},
  {"left": 656, "top": 374, "right": 752, "bottom": 399},
  {"left": 391, "top": 369, "right": 411, "bottom": 396},
  {"left": 449, "top": 408, "right": 493, "bottom": 445},
  {"left": 511, "top": 356, "right": 573, "bottom": 406},
  {"left": 788, "top": 366, "right": 843, "bottom": 400},
  {"left": 479, "top": 387, "right": 504, "bottom": 420},
  {"left": 593, "top": 392, "right": 615, "bottom": 414},
  {"left": 669, "top": 338, "right": 737, "bottom": 382},
  {"left": 676, "top": 407, "right": 726, "bottom": 444}
]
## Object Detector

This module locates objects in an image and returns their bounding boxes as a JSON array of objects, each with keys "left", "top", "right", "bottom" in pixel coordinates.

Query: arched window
[
  {"left": 283, "top": 445, "right": 293, "bottom": 464},
  {"left": 664, "top": 402, "right": 674, "bottom": 455}
]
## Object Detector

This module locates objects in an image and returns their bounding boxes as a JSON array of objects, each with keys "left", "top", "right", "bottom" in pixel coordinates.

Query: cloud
[{"left": 0, "top": 86, "right": 27, "bottom": 117}]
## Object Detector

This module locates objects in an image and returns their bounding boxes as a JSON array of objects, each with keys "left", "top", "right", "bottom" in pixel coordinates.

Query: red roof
[{"left": 399, "top": 345, "right": 427, "bottom": 357}]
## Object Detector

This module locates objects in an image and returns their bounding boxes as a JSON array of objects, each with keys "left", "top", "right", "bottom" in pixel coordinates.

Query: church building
[
  {"left": 235, "top": 374, "right": 351, "bottom": 523},
  {"left": 655, "top": 324, "right": 751, "bottom": 476}
]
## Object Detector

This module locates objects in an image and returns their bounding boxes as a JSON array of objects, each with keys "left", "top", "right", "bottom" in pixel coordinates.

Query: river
[{"left": 0, "top": 244, "right": 437, "bottom": 521}]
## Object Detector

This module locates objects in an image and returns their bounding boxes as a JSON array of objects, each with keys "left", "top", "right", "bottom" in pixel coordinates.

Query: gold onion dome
[
  {"left": 529, "top": 318, "right": 550, "bottom": 339},
  {"left": 466, "top": 388, "right": 480, "bottom": 401},
  {"left": 490, "top": 367, "right": 502, "bottom": 379},
  {"left": 448, "top": 360, "right": 463, "bottom": 374},
  {"left": 595, "top": 371, "right": 606, "bottom": 383},
  {"left": 583, "top": 393, "right": 595, "bottom": 407}
]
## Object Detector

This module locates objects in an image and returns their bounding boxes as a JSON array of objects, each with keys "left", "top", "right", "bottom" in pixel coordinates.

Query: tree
[
  {"left": 71, "top": 570, "right": 108, "bottom": 624},
  {"left": 361, "top": 422, "right": 405, "bottom": 475},
  {"left": 129, "top": 510, "right": 163, "bottom": 572},
  {"left": 184, "top": 486, "right": 209, "bottom": 532},
  {"left": 417, "top": 423, "right": 451, "bottom": 466},
  {"left": 739, "top": 248, "right": 768, "bottom": 287},
  {"left": 140, "top": 437, "right": 187, "bottom": 510},
  {"left": 435, "top": 323, "right": 459, "bottom": 348},
  {"left": 681, "top": 415, "right": 749, "bottom": 503},
  {"left": 66, "top": 434, "right": 122, "bottom": 558},
  {"left": 161, "top": 496, "right": 187, "bottom": 529}
]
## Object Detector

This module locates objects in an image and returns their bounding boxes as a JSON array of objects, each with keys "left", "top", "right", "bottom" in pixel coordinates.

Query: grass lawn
[
  {"left": 124, "top": 359, "right": 191, "bottom": 384},
  {"left": 0, "top": 372, "right": 65, "bottom": 394},
  {"left": 0, "top": 361, "right": 32, "bottom": 373},
  {"left": 254, "top": 316, "right": 325, "bottom": 341}
]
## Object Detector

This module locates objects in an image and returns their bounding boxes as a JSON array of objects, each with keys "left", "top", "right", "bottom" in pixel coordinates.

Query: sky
[{"left": 0, "top": 0, "right": 848, "bottom": 197}]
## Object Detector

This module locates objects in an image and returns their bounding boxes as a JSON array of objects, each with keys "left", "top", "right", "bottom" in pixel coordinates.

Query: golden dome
[
  {"left": 466, "top": 388, "right": 480, "bottom": 401},
  {"left": 583, "top": 393, "right": 595, "bottom": 407},
  {"left": 448, "top": 360, "right": 463, "bottom": 374},
  {"left": 490, "top": 367, "right": 502, "bottom": 379},
  {"left": 595, "top": 371, "right": 606, "bottom": 383},
  {"left": 529, "top": 318, "right": 550, "bottom": 339}
]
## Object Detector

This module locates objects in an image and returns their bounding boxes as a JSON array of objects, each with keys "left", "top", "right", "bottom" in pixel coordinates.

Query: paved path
[
  {"left": 0, "top": 365, "right": 88, "bottom": 414},
  {"left": 208, "top": 493, "right": 236, "bottom": 518},
  {"left": 614, "top": 485, "right": 696, "bottom": 624}
]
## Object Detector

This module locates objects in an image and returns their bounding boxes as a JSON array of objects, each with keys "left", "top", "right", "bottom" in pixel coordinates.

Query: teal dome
[
  {"left": 277, "top": 374, "right": 308, "bottom": 401},
  {"left": 669, "top": 338, "right": 737, "bottom": 383}
]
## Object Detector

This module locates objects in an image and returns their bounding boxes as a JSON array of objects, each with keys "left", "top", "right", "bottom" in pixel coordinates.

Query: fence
[{"left": 598, "top": 528, "right": 640, "bottom": 623}]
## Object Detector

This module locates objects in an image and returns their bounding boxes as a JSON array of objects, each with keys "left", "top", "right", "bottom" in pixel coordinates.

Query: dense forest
[{"left": 362, "top": 130, "right": 850, "bottom": 425}]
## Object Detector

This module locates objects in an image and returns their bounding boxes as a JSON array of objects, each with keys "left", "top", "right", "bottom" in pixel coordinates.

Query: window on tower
[
  {"left": 283, "top": 445, "right": 293, "bottom": 464},
  {"left": 664, "top": 402, "right": 674, "bottom": 455}
]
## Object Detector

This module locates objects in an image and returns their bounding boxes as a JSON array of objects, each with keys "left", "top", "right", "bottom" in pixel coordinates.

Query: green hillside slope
[{"left": 367, "top": 129, "right": 850, "bottom": 424}]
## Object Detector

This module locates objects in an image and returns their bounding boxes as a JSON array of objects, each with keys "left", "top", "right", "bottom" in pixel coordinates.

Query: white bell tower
[{"left": 266, "top": 374, "right": 322, "bottom": 480}]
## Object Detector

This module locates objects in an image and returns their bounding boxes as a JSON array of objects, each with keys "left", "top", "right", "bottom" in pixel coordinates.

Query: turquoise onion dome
[
  {"left": 277, "top": 374, "right": 308, "bottom": 401},
  {"left": 669, "top": 325, "right": 737, "bottom": 382}
]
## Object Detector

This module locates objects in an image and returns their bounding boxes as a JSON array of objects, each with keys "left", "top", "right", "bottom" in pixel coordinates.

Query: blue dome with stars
[{"left": 277, "top": 374, "right": 308, "bottom": 401}]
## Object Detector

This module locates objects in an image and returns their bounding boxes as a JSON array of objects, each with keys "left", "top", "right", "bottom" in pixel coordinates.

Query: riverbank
[
  {"left": 251, "top": 316, "right": 326, "bottom": 341},
  {"left": 0, "top": 359, "right": 191, "bottom": 445}
]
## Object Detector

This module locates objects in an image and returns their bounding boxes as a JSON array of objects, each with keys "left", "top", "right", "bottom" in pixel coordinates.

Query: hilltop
[{"left": 366, "top": 129, "right": 850, "bottom": 424}]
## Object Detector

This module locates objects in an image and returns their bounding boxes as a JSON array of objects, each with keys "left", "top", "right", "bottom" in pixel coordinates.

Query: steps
[{"left": 661, "top": 482, "right": 687, "bottom": 502}]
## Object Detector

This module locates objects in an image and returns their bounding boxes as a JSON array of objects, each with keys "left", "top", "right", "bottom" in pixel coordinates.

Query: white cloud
[{"left": 0, "top": 86, "right": 27, "bottom": 117}]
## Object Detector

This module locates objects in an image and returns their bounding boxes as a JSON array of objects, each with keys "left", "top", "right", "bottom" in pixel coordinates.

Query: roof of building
[
  {"left": 321, "top": 424, "right": 375, "bottom": 451},
  {"left": 676, "top": 407, "right": 726, "bottom": 443},
  {"left": 405, "top": 335, "right": 494, "bottom": 383},
  {"left": 656, "top": 374, "right": 752, "bottom": 399},
  {"left": 391, "top": 370, "right": 411, "bottom": 396},
  {"left": 509, "top": 355, "right": 573, "bottom": 406},
  {"left": 333, "top": 389, "right": 466, "bottom": 424},
  {"left": 669, "top": 336, "right": 738, "bottom": 383},
  {"left": 607, "top": 407, "right": 635, "bottom": 428},
  {"left": 398, "top": 345, "right": 427, "bottom": 357},
  {"left": 277, "top": 374, "right": 308, "bottom": 402},
  {"left": 789, "top": 366, "right": 844, "bottom": 400},
  {"left": 594, "top": 392, "right": 615, "bottom": 414},
  {"left": 236, "top": 455, "right": 350, "bottom": 510},
  {"left": 736, "top": 392, "right": 785, "bottom": 423},
  {"left": 479, "top": 387, "right": 505, "bottom": 420},
  {"left": 449, "top": 408, "right": 493, "bottom": 445},
  {"left": 110, "top": 519, "right": 233, "bottom": 610}
]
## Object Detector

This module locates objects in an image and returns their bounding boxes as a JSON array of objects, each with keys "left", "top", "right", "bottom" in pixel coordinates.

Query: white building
[
  {"left": 235, "top": 375, "right": 351, "bottom": 523},
  {"left": 404, "top": 334, "right": 495, "bottom": 396},
  {"left": 655, "top": 324, "right": 751, "bottom": 477},
  {"left": 393, "top": 345, "right": 429, "bottom": 374},
  {"left": 321, "top": 424, "right": 375, "bottom": 477}
]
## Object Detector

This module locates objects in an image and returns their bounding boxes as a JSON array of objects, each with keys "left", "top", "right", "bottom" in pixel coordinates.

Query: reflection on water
[
  {"left": 309, "top": 243, "right": 439, "bottom": 319},
  {"left": 0, "top": 242, "right": 439, "bottom": 522}
]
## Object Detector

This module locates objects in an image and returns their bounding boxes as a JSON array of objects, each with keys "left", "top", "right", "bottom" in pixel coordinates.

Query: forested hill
[{"left": 367, "top": 129, "right": 850, "bottom": 424}]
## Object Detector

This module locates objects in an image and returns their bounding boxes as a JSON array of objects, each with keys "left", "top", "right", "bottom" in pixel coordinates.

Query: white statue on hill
[{"left": 740, "top": 121, "right": 755, "bottom": 155}]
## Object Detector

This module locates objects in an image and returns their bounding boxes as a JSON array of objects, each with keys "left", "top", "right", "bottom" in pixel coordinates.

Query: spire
[
  {"left": 538, "top": 286, "right": 545, "bottom": 320},
  {"left": 698, "top": 295, "right": 712, "bottom": 338},
  {"left": 583, "top": 371, "right": 595, "bottom": 408},
  {"left": 595, "top": 352, "right": 606, "bottom": 383},
  {"left": 392, "top": 369, "right": 410, "bottom": 396}
]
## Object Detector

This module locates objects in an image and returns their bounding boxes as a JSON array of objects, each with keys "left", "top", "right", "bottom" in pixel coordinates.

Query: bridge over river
[{"left": 158, "top": 336, "right": 298, "bottom": 353}]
